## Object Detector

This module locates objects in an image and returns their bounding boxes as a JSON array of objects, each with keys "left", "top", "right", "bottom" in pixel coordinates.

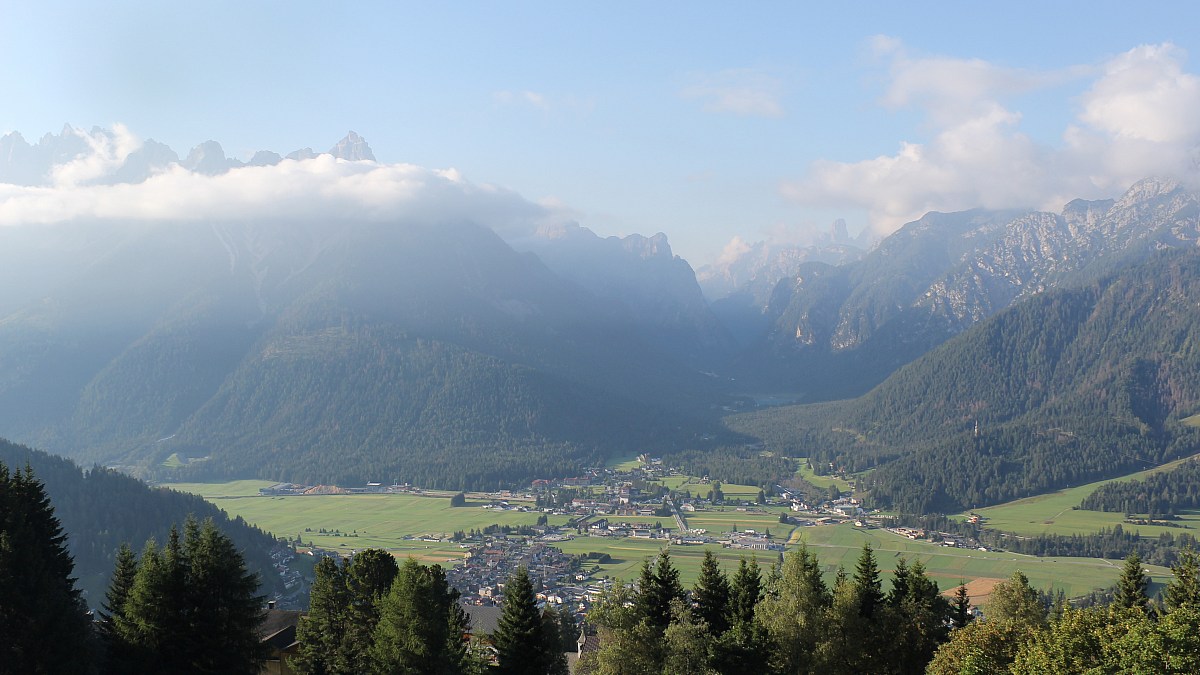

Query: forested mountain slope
[
  {"left": 0, "top": 217, "right": 734, "bottom": 488},
  {"left": 729, "top": 247, "right": 1200, "bottom": 512},
  {"left": 0, "top": 438, "right": 281, "bottom": 609}
]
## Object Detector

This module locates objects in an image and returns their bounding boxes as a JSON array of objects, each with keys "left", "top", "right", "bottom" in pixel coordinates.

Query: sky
[{"left": 4, "top": 2, "right": 1200, "bottom": 266}]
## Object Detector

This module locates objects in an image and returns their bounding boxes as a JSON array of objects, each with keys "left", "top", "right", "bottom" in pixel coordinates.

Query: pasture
[
  {"left": 163, "top": 480, "right": 1157, "bottom": 603},
  {"left": 967, "top": 452, "right": 1200, "bottom": 537}
]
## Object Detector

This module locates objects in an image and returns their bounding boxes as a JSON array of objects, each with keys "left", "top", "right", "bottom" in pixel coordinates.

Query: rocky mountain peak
[{"left": 329, "top": 131, "right": 375, "bottom": 161}]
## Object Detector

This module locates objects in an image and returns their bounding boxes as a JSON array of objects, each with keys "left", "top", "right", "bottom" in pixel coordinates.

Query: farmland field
[
  {"left": 793, "top": 458, "right": 855, "bottom": 492},
  {"left": 966, "top": 452, "right": 1200, "bottom": 537},
  {"left": 163, "top": 480, "right": 1160, "bottom": 602}
]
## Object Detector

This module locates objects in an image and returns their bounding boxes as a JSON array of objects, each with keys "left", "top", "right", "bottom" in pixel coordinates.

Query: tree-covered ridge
[
  {"left": 729, "top": 247, "right": 1200, "bottom": 512},
  {"left": 0, "top": 218, "right": 736, "bottom": 489},
  {"left": 0, "top": 437, "right": 282, "bottom": 608},
  {"left": 1080, "top": 457, "right": 1200, "bottom": 516}
]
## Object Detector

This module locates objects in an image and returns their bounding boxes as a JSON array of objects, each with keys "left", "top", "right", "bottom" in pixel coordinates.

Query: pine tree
[
  {"left": 635, "top": 549, "right": 685, "bottom": 632},
  {"left": 757, "top": 543, "right": 830, "bottom": 674},
  {"left": 692, "top": 550, "right": 731, "bottom": 634},
  {"left": 294, "top": 556, "right": 351, "bottom": 675},
  {"left": 493, "top": 566, "right": 564, "bottom": 674},
  {"left": 951, "top": 581, "right": 973, "bottom": 629},
  {"left": 0, "top": 462, "right": 95, "bottom": 674},
  {"left": 1163, "top": 549, "right": 1200, "bottom": 613},
  {"left": 111, "top": 518, "right": 267, "bottom": 674},
  {"left": 185, "top": 519, "right": 267, "bottom": 674},
  {"left": 343, "top": 549, "right": 399, "bottom": 672},
  {"left": 1114, "top": 551, "right": 1150, "bottom": 614},
  {"left": 728, "top": 556, "right": 762, "bottom": 627},
  {"left": 852, "top": 543, "right": 883, "bottom": 619},
  {"left": 99, "top": 543, "right": 139, "bottom": 673},
  {"left": 370, "top": 558, "right": 476, "bottom": 674}
]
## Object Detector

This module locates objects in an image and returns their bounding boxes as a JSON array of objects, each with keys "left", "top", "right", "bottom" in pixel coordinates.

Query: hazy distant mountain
[
  {"left": 0, "top": 127, "right": 376, "bottom": 187},
  {"left": 729, "top": 246, "right": 1200, "bottom": 512},
  {"left": 696, "top": 222, "right": 866, "bottom": 346},
  {"left": 516, "top": 223, "right": 736, "bottom": 367},
  {"left": 737, "top": 178, "right": 1200, "bottom": 398},
  {"left": 0, "top": 216, "right": 732, "bottom": 488},
  {"left": 329, "top": 130, "right": 376, "bottom": 161}
]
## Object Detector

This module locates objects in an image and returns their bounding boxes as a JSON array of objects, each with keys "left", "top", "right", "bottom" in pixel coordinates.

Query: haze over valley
[{"left": 8, "top": 5, "right": 1200, "bottom": 672}]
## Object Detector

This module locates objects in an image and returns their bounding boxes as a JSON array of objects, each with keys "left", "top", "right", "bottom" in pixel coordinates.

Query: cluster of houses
[
  {"left": 887, "top": 526, "right": 988, "bottom": 551},
  {"left": 447, "top": 539, "right": 602, "bottom": 618}
]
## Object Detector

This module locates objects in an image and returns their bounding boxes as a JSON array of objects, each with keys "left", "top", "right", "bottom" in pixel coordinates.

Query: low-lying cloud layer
[
  {"left": 784, "top": 41, "right": 1200, "bottom": 238},
  {"left": 0, "top": 128, "right": 554, "bottom": 240}
]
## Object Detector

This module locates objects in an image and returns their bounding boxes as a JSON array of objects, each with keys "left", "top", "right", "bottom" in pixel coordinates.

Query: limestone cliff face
[{"left": 748, "top": 180, "right": 1200, "bottom": 396}]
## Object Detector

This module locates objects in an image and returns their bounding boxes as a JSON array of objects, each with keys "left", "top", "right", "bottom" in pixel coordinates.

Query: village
[{"left": 261, "top": 455, "right": 987, "bottom": 617}]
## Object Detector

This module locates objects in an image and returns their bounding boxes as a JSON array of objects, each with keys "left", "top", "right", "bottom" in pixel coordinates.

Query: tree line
[
  {"left": 294, "top": 551, "right": 575, "bottom": 674},
  {"left": 580, "top": 546, "right": 965, "bottom": 675},
  {"left": 1080, "top": 457, "right": 1200, "bottom": 516},
  {"left": 927, "top": 551, "right": 1200, "bottom": 674},
  {"left": 0, "top": 461, "right": 268, "bottom": 674}
]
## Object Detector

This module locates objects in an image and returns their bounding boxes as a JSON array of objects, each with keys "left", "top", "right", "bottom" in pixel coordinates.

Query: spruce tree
[
  {"left": 635, "top": 549, "right": 685, "bottom": 632},
  {"left": 370, "top": 558, "right": 476, "bottom": 674},
  {"left": 728, "top": 556, "right": 762, "bottom": 627},
  {"left": 99, "top": 543, "right": 139, "bottom": 673},
  {"left": 1114, "top": 551, "right": 1150, "bottom": 614},
  {"left": 111, "top": 518, "right": 266, "bottom": 674},
  {"left": 951, "top": 581, "right": 973, "bottom": 629},
  {"left": 294, "top": 556, "right": 351, "bottom": 675},
  {"left": 692, "top": 549, "right": 731, "bottom": 634},
  {"left": 343, "top": 549, "right": 399, "bottom": 672},
  {"left": 1163, "top": 549, "right": 1200, "bottom": 613},
  {"left": 0, "top": 462, "right": 94, "bottom": 674},
  {"left": 493, "top": 566, "right": 564, "bottom": 674},
  {"left": 852, "top": 542, "right": 883, "bottom": 619}
]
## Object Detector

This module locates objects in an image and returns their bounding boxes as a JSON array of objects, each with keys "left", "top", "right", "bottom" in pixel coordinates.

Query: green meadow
[
  {"left": 967, "top": 452, "right": 1200, "bottom": 538},
  {"left": 793, "top": 458, "right": 856, "bottom": 492},
  {"left": 163, "top": 480, "right": 1155, "bottom": 601}
]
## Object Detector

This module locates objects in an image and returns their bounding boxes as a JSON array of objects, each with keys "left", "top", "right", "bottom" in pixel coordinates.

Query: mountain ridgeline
[
  {"left": 0, "top": 212, "right": 738, "bottom": 489},
  {"left": 0, "top": 437, "right": 281, "bottom": 609},
  {"left": 721, "top": 178, "right": 1200, "bottom": 399},
  {"left": 731, "top": 246, "right": 1200, "bottom": 512}
]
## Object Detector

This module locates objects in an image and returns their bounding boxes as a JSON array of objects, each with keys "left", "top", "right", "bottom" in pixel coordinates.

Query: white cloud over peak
[
  {"left": 0, "top": 138, "right": 556, "bottom": 240},
  {"left": 785, "top": 40, "right": 1200, "bottom": 238},
  {"left": 681, "top": 68, "right": 784, "bottom": 118}
]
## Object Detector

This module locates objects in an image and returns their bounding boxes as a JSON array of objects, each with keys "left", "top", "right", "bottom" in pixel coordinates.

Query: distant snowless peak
[{"left": 0, "top": 125, "right": 561, "bottom": 241}]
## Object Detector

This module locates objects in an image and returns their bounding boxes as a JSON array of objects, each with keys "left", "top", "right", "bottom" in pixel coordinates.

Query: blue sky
[{"left": 4, "top": 2, "right": 1200, "bottom": 265}]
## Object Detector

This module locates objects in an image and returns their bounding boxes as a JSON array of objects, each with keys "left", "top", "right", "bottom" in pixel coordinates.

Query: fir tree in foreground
[
  {"left": 492, "top": 566, "right": 568, "bottom": 675},
  {"left": 103, "top": 516, "right": 266, "bottom": 675},
  {"left": 0, "top": 462, "right": 95, "bottom": 674}
]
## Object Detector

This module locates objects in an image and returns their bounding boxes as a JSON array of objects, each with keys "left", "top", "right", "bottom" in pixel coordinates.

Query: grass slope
[{"left": 968, "top": 453, "right": 1200, "bottom": 537}]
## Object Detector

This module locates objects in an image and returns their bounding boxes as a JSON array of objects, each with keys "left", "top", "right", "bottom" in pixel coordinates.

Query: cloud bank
[
  {"left": 681, "top": 68, "right": 784, "bottom": 118},
  {"left": 0, "top": 128, "right": 555, "bottom": 240},
  {"left": 784, "top": 41, "right": 1200, "bottom": 237}
]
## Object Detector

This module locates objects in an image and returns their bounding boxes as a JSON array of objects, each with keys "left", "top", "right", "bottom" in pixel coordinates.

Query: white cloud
[
  {"left": 784, "top": 40, "right": 1200, "bottom": 237},
  {"left": 681, "top": 68, "right": 784, "bottom": 118},
  {"left": 493, "top": 89, "right": 550, "bottom": 109},
  {"left": 0, "top": 149, "right": 557, "bottom": 240},
  {"left": 50, "top": 124, "right": 142, "bottom": 187},
  {"left": 1079, "top": 43, "right": 1200, "bottom": 143}
]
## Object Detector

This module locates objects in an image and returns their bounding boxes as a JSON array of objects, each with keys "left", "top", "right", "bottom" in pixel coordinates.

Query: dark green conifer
[
  {"left": 1114, "top": 551, "right": 1150, "bottom": 614},
  {"left": 0, "top": 462, "right": 95, "bottom": 674},
  {"left": 693, "top": 549, "right": 731, "bottom": 633},
  {"left": 294, "top": 556, "right": 351, "bottom": 675},
  {"left": 951, "top": 580, "right": 973, "bottom": 629},
  {"left": 493, "top": 566, "right": 565, "bottom": 674},
  {"left": 728, "top": 556, "right": 762, "bottom": 626}
]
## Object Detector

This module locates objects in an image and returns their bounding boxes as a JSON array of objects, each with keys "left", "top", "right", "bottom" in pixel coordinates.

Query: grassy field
[
  {"left": 793, "top": 458, "right": 855, "bottom": 492},
  {"left": 966, "top": 452, "right": 1200, "bottom": 537},
  {"left": 163, "top": 480, "right": 1157, "bottom": 602}
]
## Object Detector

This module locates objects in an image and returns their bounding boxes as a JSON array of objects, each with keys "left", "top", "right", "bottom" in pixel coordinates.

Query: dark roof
[
  {"left": 258, "top": 609, "right": 303, "bottom": 641},
  {"left": 462, "top": 604, "right": 504, "bottom": 635}
]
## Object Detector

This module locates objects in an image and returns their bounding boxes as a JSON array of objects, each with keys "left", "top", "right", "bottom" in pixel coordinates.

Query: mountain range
[{"left": 3, "top": 127, "right": 1200, "bottom": 497}]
